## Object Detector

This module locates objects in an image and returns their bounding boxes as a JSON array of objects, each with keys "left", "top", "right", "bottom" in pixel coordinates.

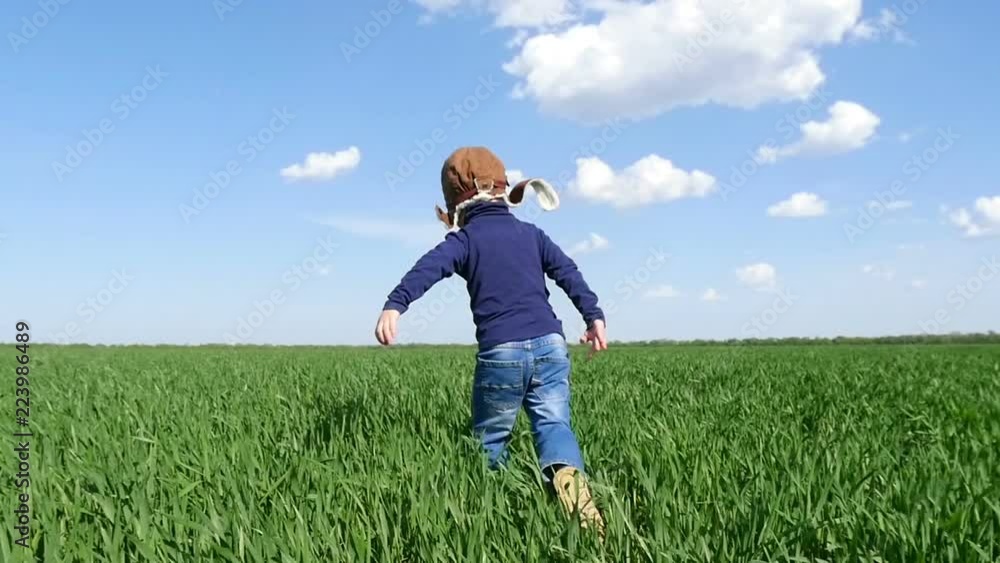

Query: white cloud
[
  {"left": 567, "top": 232, "right": 610, "bottom": 256},
  {"left": 570, "top": 154, "right": 716, "bottom": 208},
  {"left": 945, "top": 196, "right": 1000, "bottom": 238},
  {"left": 416, "top": 0, "right": 867, "bottom": 122},
  {"left": 701, "top": 288, "right": 726, "bottom": 302},
  {"left": 767, "top": 192, "right": 828, "bottom": 218},
  {"left": 756, "top": 101, "right": 880, "bottom": 163},
  {"left": 897, "top": 243, "right": 925, "bottom": 252},
  {"left": 281, "top": 147, "right": 361, "bottom": 182},
  {"left": 312, "top": 216, "right": 443, "bottom": 248},
  {"left": 505, "top": 169, "right": 525, "bottom": 185},
  {"left": 861, "top": 264, "right": 896, "bottom": 282},
  {"left": 644, "top": 285, "right": 681, "bottom": 299},
  {"left": 736, "top": 263, "right": 777, "bottom": 291},
  {"left": 977, "top": 196, "right": 1000, "bottom": 223},
  {"left": 910, "top": 279, "right": 926, "bottom": 290}
]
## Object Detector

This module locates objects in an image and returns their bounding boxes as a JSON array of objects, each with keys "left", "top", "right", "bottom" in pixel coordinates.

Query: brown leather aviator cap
[
  {"left": 436, "top": 146, "right": 556, "bottom": 229},
  {"left": 440, "top": 146, "right": 535, "bottom": 212},
  {"left": 440, "top": 147, "right": 507, "bottom": 212}
]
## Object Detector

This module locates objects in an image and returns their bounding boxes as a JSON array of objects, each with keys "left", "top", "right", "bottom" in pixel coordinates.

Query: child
[{"left": 374, "top": 146, "right": 608, "bottom": 534}]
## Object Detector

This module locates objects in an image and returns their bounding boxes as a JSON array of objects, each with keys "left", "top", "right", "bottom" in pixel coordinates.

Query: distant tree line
[{"left": 612, "top": 332, "right": 1000, "bottom": 346}]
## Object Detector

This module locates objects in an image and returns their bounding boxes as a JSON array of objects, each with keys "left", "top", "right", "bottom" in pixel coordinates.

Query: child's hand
[
  {"left": 580, "top": 319, "right": 608, "bottom": 359},
  {"left": 375, "top": 309, "right": 401, "bottom": 346}
]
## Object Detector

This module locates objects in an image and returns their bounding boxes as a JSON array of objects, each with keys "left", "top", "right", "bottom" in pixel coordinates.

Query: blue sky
[{"left": 2, "top": 0, "right": 998, "bottom": 345}]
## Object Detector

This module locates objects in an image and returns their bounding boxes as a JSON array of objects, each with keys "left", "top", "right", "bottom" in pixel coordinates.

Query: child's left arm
[
  {"left": 375, "top": 232, "right": 469, "bottom": 345},
  {"left": 537, "top": 229, "right": 608, "bottom": 354}
]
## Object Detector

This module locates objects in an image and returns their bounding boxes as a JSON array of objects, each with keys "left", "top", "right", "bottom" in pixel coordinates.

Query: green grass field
[{"left": 3, "top": 344, "right": 999, "bottom": 562}]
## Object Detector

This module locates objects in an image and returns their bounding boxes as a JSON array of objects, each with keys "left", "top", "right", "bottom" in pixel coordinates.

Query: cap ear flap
[
  {"left": 530, "top": 178, "right": 560, "bottom": 211},
  {"left": 435, "top": 205, "right": 453, "bottom": 229},
  {"left": 508, "top": 180, "right": 528, "bottom": 206},
  {"left": 506, "top": 178, "right": 560, "bottom": 210}
]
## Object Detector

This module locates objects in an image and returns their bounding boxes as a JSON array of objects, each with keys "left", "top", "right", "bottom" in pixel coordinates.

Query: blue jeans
[{"left": 471, "top": 333, "right": 585, "bottom": 477}]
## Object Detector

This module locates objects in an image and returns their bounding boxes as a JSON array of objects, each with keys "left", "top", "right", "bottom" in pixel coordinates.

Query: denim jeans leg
[
  {"left": 524, "top": 336, "right": 585, "bottom": 477},
  {"left": 471, "top": 346, "right": 526, "bottom": 469}
]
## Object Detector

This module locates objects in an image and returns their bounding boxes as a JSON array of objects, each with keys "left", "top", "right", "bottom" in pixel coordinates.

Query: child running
[{"left": 374, "top": 146, "right": 608, "bottom": 534}]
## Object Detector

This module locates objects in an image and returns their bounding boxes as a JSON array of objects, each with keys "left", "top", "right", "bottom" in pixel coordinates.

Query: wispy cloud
[
  {"left": 701, "top": 288, "right": 726, "bottom": 302},
  {"left": 567, "top": 233, "right": 610, "bottom": 256},
  {"left": 944, "top": 196, "right": 1000, "bottom": 238},
  {"left": 882, "top": 199, "right": 913, "bottom": 211},
  {"left": 311, "top": 216, "right": 442, "bottom": 248},
  {"left": 862, "top": 263, "right": 896, "bottom": 282},
  {"left": 850, "top": 8, "right": 914, "bottom": 45},
  {"left": 644, "top": 284, "right": 681, "bottom": 299}
]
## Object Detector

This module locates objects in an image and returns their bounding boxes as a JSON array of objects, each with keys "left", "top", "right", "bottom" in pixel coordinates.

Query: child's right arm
[{"left": 375, "top": 232, "right": 469, "bottom": 345}]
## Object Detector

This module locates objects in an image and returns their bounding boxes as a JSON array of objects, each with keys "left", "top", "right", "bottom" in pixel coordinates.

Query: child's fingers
[
  {"left": 387, "top": 316, "right": 397, "bottom": 344},
  {"left": 376, "top": 318, "right": 393, "bottom": 346}
]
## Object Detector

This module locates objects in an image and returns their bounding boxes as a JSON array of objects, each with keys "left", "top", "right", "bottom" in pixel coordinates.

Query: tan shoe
[{"left": 552, "top": 466, "right": 605, "bottom": 538}]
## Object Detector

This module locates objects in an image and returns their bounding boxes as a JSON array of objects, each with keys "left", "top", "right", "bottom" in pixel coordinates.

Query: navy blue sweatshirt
[{"left": 383, "top": 202, "right": 604, "bottom": 350}]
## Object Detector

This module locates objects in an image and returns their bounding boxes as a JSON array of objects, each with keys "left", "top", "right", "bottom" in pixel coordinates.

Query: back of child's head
[{"left": 435, "top": 146, "right": 560, "bottom": 230}]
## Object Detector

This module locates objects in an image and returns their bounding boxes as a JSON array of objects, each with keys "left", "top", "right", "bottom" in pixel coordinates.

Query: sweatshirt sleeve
[
  {"left": 383, "top": 232, "right": 469, "bottom": 314},
  {"left": 538, "top": 229, "right": 605, "bottom": 327}
]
